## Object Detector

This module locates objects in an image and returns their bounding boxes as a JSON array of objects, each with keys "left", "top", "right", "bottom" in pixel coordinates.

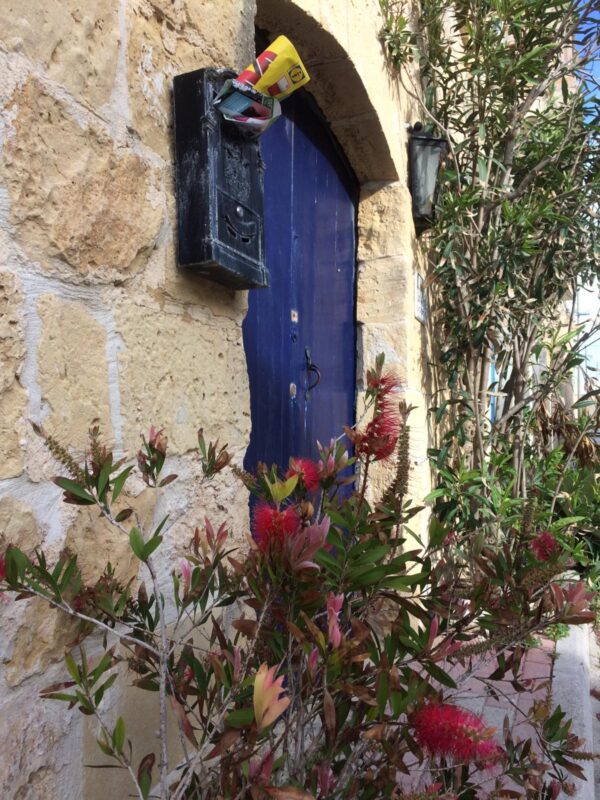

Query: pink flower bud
[
  {"left": 327, "top": 593, "right": 344, "bottom": 649},
  {"left": 179, "top": 558, "right": 192, "bottom": 594},
  {"left": 308, "top": 646, "right": 319, "bottom": 678}
]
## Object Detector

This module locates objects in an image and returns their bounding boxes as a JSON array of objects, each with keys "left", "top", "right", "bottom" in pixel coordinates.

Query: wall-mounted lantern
[
  {"left": 408, "top": 122, "right": 448, "bottom": 234},
  {"left": 173, "top": 68, "right": 269, "bottom": 289}
]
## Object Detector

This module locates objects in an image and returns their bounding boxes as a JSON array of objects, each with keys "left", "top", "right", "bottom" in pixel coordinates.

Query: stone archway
[{"left": 255, "top": 0, "right": 399, "bottom": 184}]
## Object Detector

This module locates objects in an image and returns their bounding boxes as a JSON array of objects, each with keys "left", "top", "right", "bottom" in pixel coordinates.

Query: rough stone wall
[
  {"left": 0, "top": 1, "right": 256, "bottom": 796},
  {"left": 0, "top": 1, "right": 431, "bottom": 797}
]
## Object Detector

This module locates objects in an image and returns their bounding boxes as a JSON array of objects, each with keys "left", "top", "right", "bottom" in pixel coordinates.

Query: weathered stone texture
[
  {"left": 3, "top": 598, "right": 79, "bottom": 686},
  {"left": 0, "top": 0, "right": 120, "bottom": 108},
  {"left": 355, "top": 178, "right": 431, "bottom": 521},
  {"left": 0, "top": 685, "right": 80, "bottom": 799},
  {"left": 0, "top": 496, "right": 41, "bottom": 554},
  {"left": 116, "top": 301, "right": 250, "bottom": 455},
  {"left": 0, "top": 271, "right": 27, "bottom": 478},
  {"left": 138, "top": 241, "right": 250, "bottom": 321},
  {"left": 151, "top": 455, "right": 251, "bottom": 570},
  {"left": 357, "top": 256, "right": 412, "bottom": 325},
  {"left": 360, "top": 318, "right": 429, "bottom": 390},
  {"left": 1, "top": 79, "right": 163, "bottom": 277},
  {"left": 36, "top": 294, "right": 112, "bottom": 450},
  {"left": 64, "top": 488, "right": 155, "bottom": 584},
  {"left": 127, "top": 0, "right": 256, "bottom": 158},
  {"left": 357, "top": 182, "right": 415, "bottom": 261},
  {"left": 82, "top": 668, "right": 185, "bottom": 800}
]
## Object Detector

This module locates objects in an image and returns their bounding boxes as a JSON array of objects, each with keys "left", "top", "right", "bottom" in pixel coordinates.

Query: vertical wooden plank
[{"left": 243, "top": 90, "right": 358, "bottom": 475}]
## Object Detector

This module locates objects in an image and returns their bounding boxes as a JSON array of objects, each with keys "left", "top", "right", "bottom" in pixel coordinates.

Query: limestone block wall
[
  {"left": 0, "top": 1, "right": 256, "bottom": 796},
  {"left": 0, "top": 1, "right": 432, "bottom": 796}
]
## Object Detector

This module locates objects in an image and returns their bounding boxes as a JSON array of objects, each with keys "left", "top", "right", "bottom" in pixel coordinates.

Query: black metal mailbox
[{"left": 173, "top": 68, "right": 269, "bottom": 289}]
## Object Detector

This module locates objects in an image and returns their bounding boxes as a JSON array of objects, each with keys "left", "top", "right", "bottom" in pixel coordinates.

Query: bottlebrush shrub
[{"left": 0, "top": 359, "right": 596, "bottom": 800}]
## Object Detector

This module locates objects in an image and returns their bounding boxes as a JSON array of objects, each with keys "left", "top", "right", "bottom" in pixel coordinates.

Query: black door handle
[{"left": 305, "top": 347, "right": 321, "bottom": 398}]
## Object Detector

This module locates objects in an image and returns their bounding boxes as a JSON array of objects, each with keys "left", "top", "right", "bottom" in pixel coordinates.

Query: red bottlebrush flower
[
  {"left": 253, "top": 502, "right": 300, "bottom": 552},
  {"left": 410, "top": 703, "right": 505, "bottom": 767},
  {"left": 356, "top": 395, "right": 400, "bottom": 461},
  {"left": 531, "top": 530, "right": 560, "bottom": 562},
  {"left": 352, "top": 369, "right": 401, "bottom": 462},
  {"left": 366, "top": 370, "right": 401, "bottom": 395},
  {"left": 286, "top": 457, "right": 321, "bottom": 493}
]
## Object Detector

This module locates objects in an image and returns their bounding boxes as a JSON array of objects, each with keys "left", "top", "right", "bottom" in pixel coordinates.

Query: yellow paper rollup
[{"left": 237, "top": 35, "right": 310, "bottom": 101}]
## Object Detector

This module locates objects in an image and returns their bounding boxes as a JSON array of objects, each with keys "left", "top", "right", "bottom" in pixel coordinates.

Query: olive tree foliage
[{"left": 381, "top": 0, "right": 600, "bottom": 545}]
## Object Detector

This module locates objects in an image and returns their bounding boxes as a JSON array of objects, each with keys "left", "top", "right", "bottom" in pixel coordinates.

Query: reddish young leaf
[
  {"left": 207, "top": 728, "right": 241, "bottom": 759},
  {"left": 323, "top": 690, "right": 336, "bottom": 743},
  {"left": 169, "top": 696, "right": 198, "bottom": 746},
  {"left": 232, "top": 618, "right": 258, "bottom": 638}
]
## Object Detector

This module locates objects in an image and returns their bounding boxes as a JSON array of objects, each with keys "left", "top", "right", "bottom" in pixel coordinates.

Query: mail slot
[{"left": 173, "top": 68, "right": 269, "bottom": 289}]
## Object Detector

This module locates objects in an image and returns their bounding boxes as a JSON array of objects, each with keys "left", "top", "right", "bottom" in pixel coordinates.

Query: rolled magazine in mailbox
[{"left": 213, "top": 36, "right": 310, "bottom": 135}]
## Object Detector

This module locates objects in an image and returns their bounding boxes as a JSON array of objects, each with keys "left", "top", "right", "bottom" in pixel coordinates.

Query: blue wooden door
[{"left": 243, "top": 91, "right": 358, "bottom": 472}]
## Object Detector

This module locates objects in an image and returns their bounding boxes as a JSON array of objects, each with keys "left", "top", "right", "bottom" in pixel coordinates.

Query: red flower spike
[
  {"left": 367, "top": 372, "right": 400, "bottom": 395},
  {"left": 410, "top": 703, "right": 505, "bottom": 767},
  {"left": 356, "top": 395, "right": 400, "bottom": 462},
  {"left": 253, "top": 503, "right": 300, "bottom": 552},
  {"left": 531, "top": 530, "right": 560, "bottom": 562},
  {"left": 352, "top": 369, "right": 402, "bottom": 462},
  {"left": 286, "top": 458, "right": 321, "bottom": 493}
]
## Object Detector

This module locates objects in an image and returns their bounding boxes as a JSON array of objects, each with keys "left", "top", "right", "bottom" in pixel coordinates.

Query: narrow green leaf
[
  {"left": 424, "top": 661, "right": 457, "bottom": 688},
  {"left": 225, "top": 707, "right": 255, "bottom": 729},
  {"left": 64, "top": 651, "right": 80, "bottom": 683},
  {"left": 376, "top": 671, "right": 389, "bottom": 716},
  {"left": 42, "top": 691, "right": 78, "bottom": 704},
  {"left": 54, "top": 477, "right": 95, "bottom": 505},
  {"left": 112, "top": 717, "right": 125, "bottom": 754},
  {"left": 97, "top": 458, "right": 113, "bottom": 501},
  {"left": 112, "top": 466, "right": 134, "bottom": 502},
  {"left": 91, "top": 651, "right": 114, "bottom": 684},
  {"left": 380, "top": 573, "right": 427, "bottom": 590},
  {"left": 5, "top": 547, "right": 30, "bottom": 584},
  {"left": 153, "top": 516, "right": 169, "bottom": 538},
  {"left": 139, "top": 772, "right": 151, "bottom": 799},
  {"left": 143, "top": 536, "right": 163, "bottom": 560},
  {"left": 129, "top": 528, "right": 146, "bottom": 560}
]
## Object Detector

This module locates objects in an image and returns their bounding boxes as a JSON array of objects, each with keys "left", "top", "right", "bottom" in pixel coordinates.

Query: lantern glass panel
[{"left": 410, "top": 136, "right": 447, "bottom": 228}]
